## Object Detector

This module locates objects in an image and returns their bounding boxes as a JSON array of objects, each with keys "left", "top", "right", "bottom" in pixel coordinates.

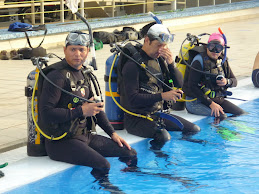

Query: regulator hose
[
  {"left": 31, "top": 69, "right": 67, "bottom": 140},
  {"left": 114, "top": 43, "right": 195, "bottom": 102},
  {"left": 31, "top": 57, "right": 101, "bottom": 140},
  {"left": 108, "top": 54, "right": 153, "bottom": 121}
]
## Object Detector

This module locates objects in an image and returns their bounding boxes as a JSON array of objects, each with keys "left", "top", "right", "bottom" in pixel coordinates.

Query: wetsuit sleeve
[
  {"left": 122, "top": 60, "right": 162, "bottom": 108},
  {"left": 39, "top": 70, "right": 83, "bottom": 124},
  {"left": 187, "top": 60, "right": 213, "bottom": 106},
  {"left": 168, "top": 62, "right": 183, "bottom": 88},
  {"left": 225, "top": 65, "right": 237, "bottom": 88},
  {"left": 96, "top": 111, "right": 115, "bottom": 136}
]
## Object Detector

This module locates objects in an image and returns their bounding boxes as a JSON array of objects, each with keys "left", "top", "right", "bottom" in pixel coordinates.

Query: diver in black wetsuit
[
  {"left": 118, "top": 24, "right": 200, "bottom": 145},
  {"left": 252, "top": 52, "right": 259, "bottom": 88},
  {"left": 183, "top": 32, "right": 245, "bottom": 122},
  {"left": 38, "top": 31, "right": 137, "bottom": 179}
]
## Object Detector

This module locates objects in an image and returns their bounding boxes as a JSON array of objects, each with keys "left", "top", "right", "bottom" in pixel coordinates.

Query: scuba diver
[
  {"left": 252, "top": 51, "right": 259, "bottom": 88},
  {"left": 182, "top": 32, "right": 245, "bottom": 122},
  {"left": 117, "top": 23, "right": 200, "bottom": 147},
  {"left": 38, "top": 31, "right": 137, "bottom": 180}
]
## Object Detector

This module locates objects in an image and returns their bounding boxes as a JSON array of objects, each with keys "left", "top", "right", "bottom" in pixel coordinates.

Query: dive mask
[
  {"left": 207, "top": 42, "right": 224, "bottom": 53},
  {"left": 65, "top": 31, "right": 90, "bottom": 47},
  {"left": 158, "top": 33, "right": 174, "bottom": 43},
  {"left": 149, "top": 33, "right": 174, "bottom": 44}
]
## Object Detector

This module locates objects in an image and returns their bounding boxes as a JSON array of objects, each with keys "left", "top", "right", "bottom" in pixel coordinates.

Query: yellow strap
[
  {"left": 31, "top": 70, "right": 67, "bottom": 140},
  {"left": 105, "top": 91, "right": 120, "bottom": 97}
]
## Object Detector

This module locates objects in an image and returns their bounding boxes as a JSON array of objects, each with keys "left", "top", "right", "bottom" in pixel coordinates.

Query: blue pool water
[{"left": 6, "top": 99, "right": 259, "bottom": 194}]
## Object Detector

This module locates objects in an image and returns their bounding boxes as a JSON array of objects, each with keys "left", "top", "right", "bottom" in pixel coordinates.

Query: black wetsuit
[
  {"left": 120, "top": 49, "right": 200, "bottom": 140},
  {"left": 252, "top": 69, "right": 259, "bottom": 88},
  {"left": 39, "top": 59, "right": 136, "bottom": 175}
]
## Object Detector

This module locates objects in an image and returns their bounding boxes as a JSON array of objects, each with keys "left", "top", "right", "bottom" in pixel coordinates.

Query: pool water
[{"left": 5, "top": 99, "right": 259, "bottom": 194}]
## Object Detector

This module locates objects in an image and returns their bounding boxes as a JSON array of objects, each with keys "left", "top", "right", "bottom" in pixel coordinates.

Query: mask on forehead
[
  {"left": 147, "top": 24, "right": 174, "bottom": 44},
  {"left": 65, "top": 31, "right": 90, "bottom": 47}
]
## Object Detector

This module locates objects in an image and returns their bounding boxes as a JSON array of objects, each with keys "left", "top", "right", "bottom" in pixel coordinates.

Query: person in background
[{"left": 252, "top": 52, "right": 259, "bottom": 88}]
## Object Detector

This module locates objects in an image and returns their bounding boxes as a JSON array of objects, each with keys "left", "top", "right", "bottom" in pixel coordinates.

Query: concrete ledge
[
  {"left": 0, "top": 138, "right": 27, "bottom": 154},
  {"left": 0, "top": 0, "right": 259, "bottom": 52}
]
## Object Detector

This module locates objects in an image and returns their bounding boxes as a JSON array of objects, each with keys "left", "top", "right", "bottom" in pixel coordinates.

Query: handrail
[
  {"left": 0, "top": 0, "right": 238, "bottom": 25},
  {"left": 0, "top": 0, "right": 150, "bottom": 24}
]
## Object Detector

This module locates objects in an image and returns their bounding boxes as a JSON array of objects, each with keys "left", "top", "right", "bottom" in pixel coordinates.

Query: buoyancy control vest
[
  {"left": 183, "top": 45, "right": 231, "bottom": 98},
  {"left": 117, "top": 44, "right": 172, "bottom": 115},
  {"left": 38, "top": 60, "right": 95, "bottom": 139}
]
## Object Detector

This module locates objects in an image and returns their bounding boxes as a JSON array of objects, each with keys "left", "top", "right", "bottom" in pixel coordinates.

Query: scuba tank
[
  {"left": 172, "top": 33, "right": 206, "bottom": 110},
  {"left": 25, "top": 66, "right": 47, "bottom": 156},
  {"left": 172, "top": 38, "right": 196, "bottom": 110},
  {"left": 104, "top": 54, "right": 124, "bottom": 130},
  {"left": 174, "top": 28, "right": 230, "bottom": 108}
]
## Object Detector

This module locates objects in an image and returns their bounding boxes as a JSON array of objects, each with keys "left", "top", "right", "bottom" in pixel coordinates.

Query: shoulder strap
[
  {"left": 117, "top": 43, "right": 144, "bottom": 95},
  {"left": 25, "top": 28, "right": 48, "bottom": 48},
  {"left": 123, "top": 43, "right": 144, "bottom": 65},
  {"left": 117, "top": 43, "right": 144, "bottom": 79},
  {"left": 191, "top": 54, "right": 204, "bottom": 69}
]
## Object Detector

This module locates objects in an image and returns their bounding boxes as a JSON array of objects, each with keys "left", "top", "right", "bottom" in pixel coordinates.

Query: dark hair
[
  {"left": 140, "top": 22, "right": 157, "bottom": 38},
  {"left": 147, "top": 34, "right": 157, "bottom": 42}
]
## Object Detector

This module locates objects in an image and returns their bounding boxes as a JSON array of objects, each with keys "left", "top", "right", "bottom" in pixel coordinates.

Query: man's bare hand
[
  {"left": 111, "top": 132, "right": 131, "bottom": 150},
  {"left": 161, "top": 89, "right": 183, "bottom": 103},
  {"left": 216, "top": 77, "right": 227, "bottom": 87},
  {"left": 158, "top": 47, "right": 174, "bottom": 64},
  {"left": 81, "top": 97, "right": 104, "bottom": 117},
  {"left": 209, "top": 101, "right": 224, "bottom": 117}
]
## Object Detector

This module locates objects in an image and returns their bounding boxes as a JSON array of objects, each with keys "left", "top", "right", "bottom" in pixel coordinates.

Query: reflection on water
[{"left": 6, "top": 99, "right": 259, "bottom": 194}]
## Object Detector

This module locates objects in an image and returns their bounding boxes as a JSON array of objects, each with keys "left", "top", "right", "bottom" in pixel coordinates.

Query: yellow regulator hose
[
  {"left": 108, "top": 54, "right": 153, "bottom": 121},
  {"left": 31, "top": 69, "right": 67, "bottom": 140}
]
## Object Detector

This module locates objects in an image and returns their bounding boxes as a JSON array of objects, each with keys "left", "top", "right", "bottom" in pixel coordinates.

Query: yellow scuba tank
[
  {"left": 170, "top": 42, "right": 195, "bottom": 111},
  {"left": 25, "top": 67, "right": 47, "bottom": 156},
  {"left": 171, "top": 32, "right": 212, "bottom": 110},
  {"left": 176, "top": 42, "right": 196, "bottom": 80}
]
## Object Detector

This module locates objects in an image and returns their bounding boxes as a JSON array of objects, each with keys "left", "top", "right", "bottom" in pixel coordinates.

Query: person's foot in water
[
  {"left": 181, "top": 131, "right": 208, "bottom": 145},
  {"left": 214, "top": 113, "right": 227, "bottom": 124}
]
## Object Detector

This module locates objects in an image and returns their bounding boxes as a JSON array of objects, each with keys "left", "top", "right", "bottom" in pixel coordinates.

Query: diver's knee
[
  {"left": 219, "top": 113, "right": 227, "bottom": 120},
  {"left": 192, "top": 124, "right": 201, "bottom": 132},
  {"left": 237, "top": 109, "right": 246, "bottom": 116},
  {"left": 99, "top": 159, "right": 111, "bottom": 170},
  {"left": 128, "top": 148, "right": 137, "bottom": 156},
  {"left": 183, "top": 124, "right": 201, "bottom": 133},
  {"left": 153, "top": 128, "right": 171, "bottom": 143}
]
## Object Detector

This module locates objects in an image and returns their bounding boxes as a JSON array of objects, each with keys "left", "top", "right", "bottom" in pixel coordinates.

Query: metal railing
[{"left": 0, "top": 0, "right": 248, "bottom": 25}]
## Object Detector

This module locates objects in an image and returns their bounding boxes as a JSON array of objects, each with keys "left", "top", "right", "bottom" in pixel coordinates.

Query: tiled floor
[{"left": 0, "top": 16, "right": 258, "bottom": 153}]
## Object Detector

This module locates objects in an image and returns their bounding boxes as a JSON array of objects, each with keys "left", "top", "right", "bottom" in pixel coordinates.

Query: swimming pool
[{"left": 5, "top": 98, "right": 259, "bottom": 194}]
